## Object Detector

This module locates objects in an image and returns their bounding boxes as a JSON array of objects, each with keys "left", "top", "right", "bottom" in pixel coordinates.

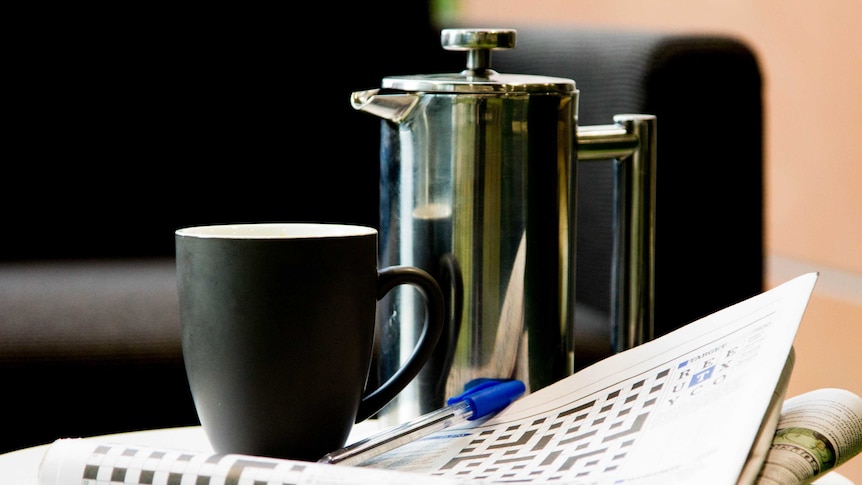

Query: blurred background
[
  {"left": 5, "top": 1, "right": 859, "bottom": 480},
  {"left": 436, "top": 0, "right": 862, "bottom": 480}
]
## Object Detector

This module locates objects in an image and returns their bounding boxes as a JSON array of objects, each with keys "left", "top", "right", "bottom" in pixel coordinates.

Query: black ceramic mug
[{"left": 175, "top": 223, "right": 444, "bottom": 461}]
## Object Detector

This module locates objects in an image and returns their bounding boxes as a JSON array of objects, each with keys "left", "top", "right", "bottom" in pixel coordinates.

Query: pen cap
[{"left": 449, "top": 379, "right": 526, "bottom": 419}]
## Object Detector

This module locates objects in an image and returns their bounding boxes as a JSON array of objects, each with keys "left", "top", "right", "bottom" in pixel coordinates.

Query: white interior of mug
[{"left": 176, "top": 223, "right": 377, "bottom": 239}]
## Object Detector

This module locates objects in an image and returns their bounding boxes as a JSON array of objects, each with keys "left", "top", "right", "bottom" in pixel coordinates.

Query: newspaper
[
  {"left": 755, "top": 388, "right": 862, "bottom": 484},
  {"left": 38, "top": 273, "right": 849, "bottom": 485},
  {"left": 738, "top": 347, "right": 796, "bottom": 485}
]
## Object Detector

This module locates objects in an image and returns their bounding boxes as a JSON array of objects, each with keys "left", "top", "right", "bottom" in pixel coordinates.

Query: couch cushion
[{"left": 0, "top": 258, "right": 181, "bottom": 361}]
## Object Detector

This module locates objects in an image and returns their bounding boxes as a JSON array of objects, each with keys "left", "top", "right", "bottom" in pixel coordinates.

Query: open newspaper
[{"left": 36, "top": 273, "right": 862, "bottom": 484}]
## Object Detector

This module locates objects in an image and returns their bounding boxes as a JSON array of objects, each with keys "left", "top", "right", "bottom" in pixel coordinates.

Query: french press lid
[{"left": 382, "top": 28, "right": 576, "bottom": 94}]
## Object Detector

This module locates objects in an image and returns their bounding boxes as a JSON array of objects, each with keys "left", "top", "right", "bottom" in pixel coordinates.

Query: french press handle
[
  {"left": 578, "top": 114, "right": 657, "bottom": 352},
  {"left": 441, "top": 29, "right": 657, "bottom": 352}
]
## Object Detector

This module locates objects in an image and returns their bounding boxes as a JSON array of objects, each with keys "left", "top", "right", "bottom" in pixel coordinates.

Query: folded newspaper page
[
  {"left": 738, "top": 347, "right": 796, "bottom": 485},
  {"left": 37, "top": 439, "right": 457, "bottom": 485},
  {"left": 37, "top": 273, "right": 820, "bottom": 485}
]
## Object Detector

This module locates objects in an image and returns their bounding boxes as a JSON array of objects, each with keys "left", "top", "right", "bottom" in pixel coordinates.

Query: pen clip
[{"left": 447, "top": 379, "right": 526, "bottom": 420}]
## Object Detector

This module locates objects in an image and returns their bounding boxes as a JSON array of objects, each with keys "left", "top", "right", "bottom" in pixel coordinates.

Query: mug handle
[{"left": 355, "top": 266, "right": 445, "bottom": 422}]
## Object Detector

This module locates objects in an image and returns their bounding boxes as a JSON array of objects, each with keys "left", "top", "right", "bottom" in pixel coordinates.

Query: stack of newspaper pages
[{"left": 37, "top": 273, "right": 862, "bottom": 485}]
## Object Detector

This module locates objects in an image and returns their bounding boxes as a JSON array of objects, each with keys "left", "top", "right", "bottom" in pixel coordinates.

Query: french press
[{"left": 351, "top": 28, "right": 656, "bottom": 425}]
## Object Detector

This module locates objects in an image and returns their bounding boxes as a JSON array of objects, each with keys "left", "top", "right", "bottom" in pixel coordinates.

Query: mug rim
[{"left": 175, "top": 223, "right": 377, "bottom": 239}]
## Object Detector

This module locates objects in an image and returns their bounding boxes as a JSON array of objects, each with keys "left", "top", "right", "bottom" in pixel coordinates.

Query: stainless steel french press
[{"left": 351, "top": 28, "right": 657, "bottom": 425}]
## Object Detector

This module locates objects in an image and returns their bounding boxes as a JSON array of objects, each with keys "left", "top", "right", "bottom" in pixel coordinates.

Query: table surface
[{"left": 2, "top": 425, "right": 854, "bottom": 485}]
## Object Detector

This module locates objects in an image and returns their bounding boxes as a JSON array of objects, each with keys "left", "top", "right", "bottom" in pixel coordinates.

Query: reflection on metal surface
[
  {"left": 353, "top": 28, "right": 656, "bottom": 427},
  {"left": 578, "top": 114, "right": 657, "bottom": 351}
]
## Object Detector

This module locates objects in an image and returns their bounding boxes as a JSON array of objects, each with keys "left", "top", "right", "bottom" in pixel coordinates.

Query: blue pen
[{"left": 318, "top": 379, "right": 526, "bottom": 466}]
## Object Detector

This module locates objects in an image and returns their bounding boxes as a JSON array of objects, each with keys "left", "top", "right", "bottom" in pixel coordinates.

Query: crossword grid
[
  {"left": 80, "top": 445, "right": 308, "bottom": 485},
  {"left": 428, "top": 366, "right": 673, "bottom": 482}
]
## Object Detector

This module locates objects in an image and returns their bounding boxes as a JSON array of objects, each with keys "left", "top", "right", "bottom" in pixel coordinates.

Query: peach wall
[
  {"left": 448, "top": 1, "right": 862, "bottom": 481},
  {"left": 451, "top": 0, "right": 862, "bottom": 273}
]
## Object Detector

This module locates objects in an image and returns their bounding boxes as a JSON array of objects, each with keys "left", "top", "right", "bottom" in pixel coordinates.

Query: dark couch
[
  {"left": 1, "top": 11, "right": 763, "bottom": 454},
  {"left": 491, "top": 25, "right": 764, "bottom": 364}
]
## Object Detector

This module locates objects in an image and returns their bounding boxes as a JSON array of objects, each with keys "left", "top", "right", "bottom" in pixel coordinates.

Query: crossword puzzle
[
  {"left": 426, "top": 366, "right": 675, "bottom": 482},
  {"left": 418, "top": 331, "right": 751, "bottom": 483},
  {"left": 79, "top": 444, "right": 308, "bottom": 485}
]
